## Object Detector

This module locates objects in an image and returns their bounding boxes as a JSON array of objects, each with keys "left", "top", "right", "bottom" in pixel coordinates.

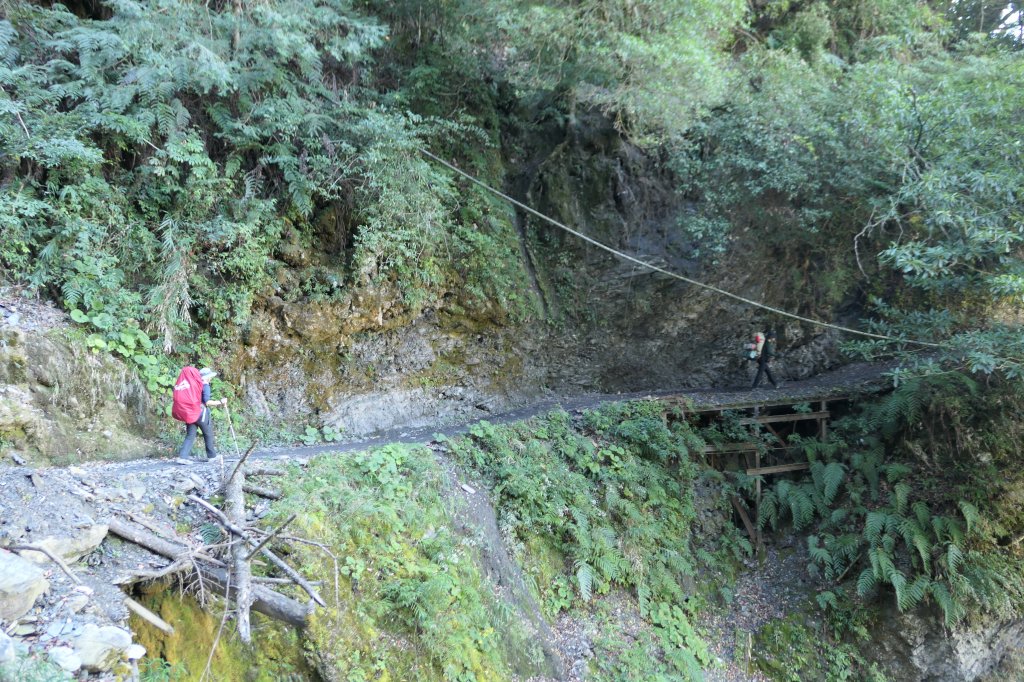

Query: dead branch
[
  {"left": 107, "top": 517, "right": 310, "bottom": 628},
  {"left": 115, "top": 559, "right": 191, "bottom": 585},
  {"left": 224, "top": 442, "right": 258, "bottom": 490},
  {"left": 253, "top": 577, "right": 323, "bottom": 586},
  {"left": 124, "top": 596, "right": 174, "bottom": 634},
  {"left": 8, "top": 544, "right": 82, "bottom": 584},
  {"left": 201, "top": 564, "right": 232, "bottom": 682},
  {"left": 187, "top": 495, "right": 326, "bottom": 607},
  {"left": 245, "top": 514, "right": 297, "bottom": 561}
]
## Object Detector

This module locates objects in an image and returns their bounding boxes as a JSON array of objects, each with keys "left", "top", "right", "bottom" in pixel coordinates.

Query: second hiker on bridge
[
  {"left": 751, "top": 329, "right": 779, "bottom": 389},
  {"left": 172, "top": 366, "right": 226, "bottom": 463}
]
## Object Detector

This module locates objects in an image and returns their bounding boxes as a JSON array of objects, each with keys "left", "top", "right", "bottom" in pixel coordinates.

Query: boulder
[
  {"left": 0, "top": 630, "right": 15, "bottom": 665},
  {"left": 17, "top": 524, "right": 108, "bottom": 565},
  {"left": 869, "top": 603, "right": 1024, "bottom": 681},
  {"left": 72, "top": 623, "right": 132, "bottom": 672},
  {"left": 48, "top": 646, "right": 82, "bottom": 673},
  {"left": 0, "top": 549, "right": 49, "bottom": 622}
]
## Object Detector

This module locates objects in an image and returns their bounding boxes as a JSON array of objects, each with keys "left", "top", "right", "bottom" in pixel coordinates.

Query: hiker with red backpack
[
  {"left": 172, "top": 366, "right": 225, "bottom": 462},
  {"left": 751, "top": 329, "right": 779, "bottom": 389}
]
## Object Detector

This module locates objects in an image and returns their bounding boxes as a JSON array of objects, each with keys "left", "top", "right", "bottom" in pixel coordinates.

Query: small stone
[
  {"left": 48, "top": 646, "right": 82, "bottom": 673},
  {"left": 125, "top": 643, "right": 146, "bottom": 660},
  {"left": 72, "top": 623, "right": 132, "bottom": 672},
  {"left": 460, "top": 483, "right": 477, "bottom": 494},
  {"left": 66, "top": 594, "right": 89, "bottom": 614},
  {"left": 46, "top": 619, "right": 68, "bottom": 638},
  {"left": 68, "top": 466, "right": 87, "bottom": 476},
  {"left": 102, "top": 430, "right": 113, "bottom": 439},
  {"left": 0, "top": 631, "right": 14, "bottom": 664}
]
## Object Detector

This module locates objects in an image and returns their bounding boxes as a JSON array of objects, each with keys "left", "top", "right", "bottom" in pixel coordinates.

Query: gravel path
[
  {"left": 77, "top": 358, "right": 897, "bottom": 480},
  {"left": 700, "top": 537, "right": 814, "bottom": 681}
]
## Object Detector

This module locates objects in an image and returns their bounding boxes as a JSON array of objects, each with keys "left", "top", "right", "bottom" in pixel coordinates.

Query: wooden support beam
[
  {"left": 730, "top": 495, "right": 758, "bottom": 546},
  {"left": 739, "top": 411, "right": 830, "bottom": 425},
  {"left": 755, "top": 451, "right": 762, "bottom": 548},
  {"left": 745, "top": 462, "right": 811, "bottom": 476},
  {"left": 704, "top": 442, "right": 759, "bottom": 454}
]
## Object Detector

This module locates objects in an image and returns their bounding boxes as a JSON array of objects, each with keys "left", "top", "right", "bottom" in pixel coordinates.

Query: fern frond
[
  {"left": 576, "top": 562, "right": 594, "bottom": 602},
  {"left": 865, "top": 511, "right": 887, "bottom": 544},
  {"left": 893, "top": 482, "right": 911, "bottom": 516},
  {"left": 946, "top": 543, "right": 964, "bottom": 576},
  {"left": 807, "top": 535, "right": 831, "bottom": 566},
  {"left": 958, "top": 501, "right": 982, "bottom": 536},
  {"left": 913, "top": 501, "right": 932, "bottom": 528},
  {"left": 857, "top": 567, "right": 878, "bottom": 596},
  {"left": 821, "top": 461, "right": 845, "bottom": 506}
]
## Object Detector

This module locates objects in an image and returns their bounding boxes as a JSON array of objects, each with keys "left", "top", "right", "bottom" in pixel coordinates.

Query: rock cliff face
[
  {"left": 0, "top": 326, "right": 155, "bottom": 464},
  {"left": 869, "top": 603, "right": 1024, "bottom": 681},
  {"left": 226, "top": 115, "right": 849, "bottom": 436}
]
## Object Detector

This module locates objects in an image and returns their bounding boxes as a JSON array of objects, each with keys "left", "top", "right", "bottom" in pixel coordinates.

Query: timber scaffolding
[{"left": 657, "top": 392, "right": 852, "bottom": 550}]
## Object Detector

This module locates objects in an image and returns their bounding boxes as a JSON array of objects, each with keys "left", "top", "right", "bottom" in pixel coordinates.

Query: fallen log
[
  {"left": 106, "top": 517, "right": 310, "bottom": 628},
  {"left": 242, "top": 483, "right": 282, "bottom": 500},
  {"left": 203, "top": 567, "right": 312, "bottom": 628},
  {"left": 224, "top": 447, "right": 253, "bottom": 644},
  {"left": 248, "top": 466, "right": 286, "bottom": 477}
]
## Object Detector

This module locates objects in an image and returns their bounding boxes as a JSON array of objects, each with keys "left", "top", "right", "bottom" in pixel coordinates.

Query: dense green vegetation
[
  {"left": 2, "top": 0, "right": 1023, "bottom": 678},
  {"left": 752, "top": 372, "right": 1024, "bottom": 676},
  {"left": 2, "top": 0, "right": 1021, "bottom": 378},
  {"left": 264, "top": 403, "right": 749, "bottom": 680}
]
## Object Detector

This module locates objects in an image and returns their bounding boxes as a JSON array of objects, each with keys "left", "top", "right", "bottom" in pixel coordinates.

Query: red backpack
[{"left": 172, "top": 366, "right": 204, "bottom": 423}]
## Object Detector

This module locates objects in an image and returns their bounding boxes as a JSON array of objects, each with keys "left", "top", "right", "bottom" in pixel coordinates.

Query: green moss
[
  {"left": 130, "top": 586, "right": 310, "bottom": 681},
  {"left": 753, "top": 612, "right": 888, "bottom": 682},
  {"left": 273, "top": 444, "right": 520, "bottom": 681}
]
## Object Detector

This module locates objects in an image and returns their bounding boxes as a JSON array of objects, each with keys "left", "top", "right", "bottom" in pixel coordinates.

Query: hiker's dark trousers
[
  {"left": 177, "top": 406, "right": 216, "bottom": 459},
  {"left": 752, "top": 359, "right": 777, "bottom": 388}
]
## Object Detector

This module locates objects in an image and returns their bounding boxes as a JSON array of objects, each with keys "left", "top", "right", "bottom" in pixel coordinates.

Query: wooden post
[
  {"left": 755, "top": 449, "right": 762, "bottom": 552},
  {"left": 820, "top": 400, "right": 828, "bottom": 442}
]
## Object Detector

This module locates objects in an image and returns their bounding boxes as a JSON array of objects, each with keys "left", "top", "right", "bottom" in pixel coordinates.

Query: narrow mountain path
[{"left": 76, "top": 357, "right": 897, "bottom": 479}]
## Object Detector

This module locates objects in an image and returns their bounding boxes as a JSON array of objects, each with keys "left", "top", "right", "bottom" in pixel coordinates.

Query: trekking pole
[{"left": 223, "top": 403, "right": 243, "bottom": 458}]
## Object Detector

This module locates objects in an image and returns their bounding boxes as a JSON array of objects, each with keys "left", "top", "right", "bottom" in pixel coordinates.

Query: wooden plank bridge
[{"left": 654, "top": 391, "right": 858, "bottom": 550}]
